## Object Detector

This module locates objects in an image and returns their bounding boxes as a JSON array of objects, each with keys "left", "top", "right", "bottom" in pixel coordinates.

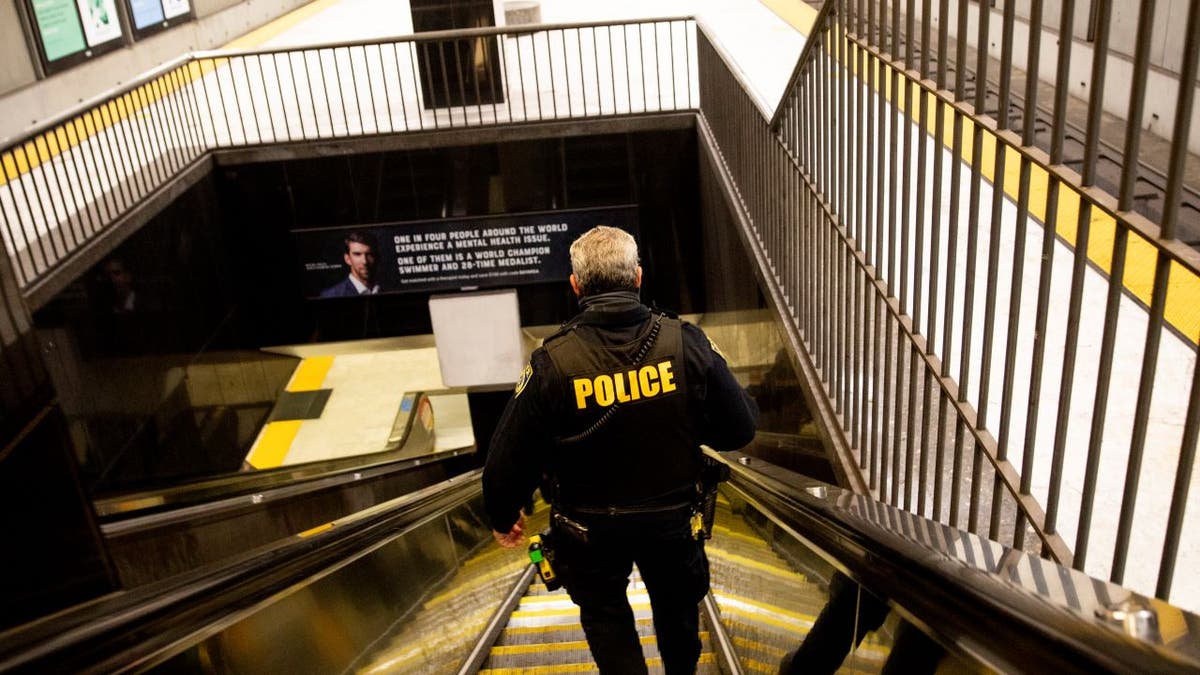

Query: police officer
[{"left": 483, "top": 226, "right": 758, "bottom": 674}]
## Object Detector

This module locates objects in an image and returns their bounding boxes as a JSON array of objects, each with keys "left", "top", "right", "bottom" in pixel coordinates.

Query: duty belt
[{"left": 564, "top": 500, "right": 694, "bottom": 517}]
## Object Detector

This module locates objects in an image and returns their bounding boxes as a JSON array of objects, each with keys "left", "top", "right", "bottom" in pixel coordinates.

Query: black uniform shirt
[{"left": 483, "top": 291, "right": 759, "bottom": 533}]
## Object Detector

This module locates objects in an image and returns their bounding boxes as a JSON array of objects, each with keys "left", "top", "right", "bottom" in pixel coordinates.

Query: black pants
[{"left": 556, "top": 509, "right": 710, "bottom": 675}]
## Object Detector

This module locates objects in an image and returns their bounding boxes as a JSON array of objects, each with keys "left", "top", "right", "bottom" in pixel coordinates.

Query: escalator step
[
  {"left": 479, "top": 651, "right": 719, "bottom": 674},
  {"left": 495, "top": 617, "right": 657, "bottom": 645}
]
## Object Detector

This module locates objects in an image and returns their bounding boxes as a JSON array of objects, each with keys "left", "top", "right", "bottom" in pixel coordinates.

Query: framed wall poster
[
  {"left": 77, "top": 0, "right": 122, "bottom": 46},
  {"left": 25, "top": 0, "right": 126, "bottom": 74},
  {"left": 126, "top": 0, "right": 191, "bottom": 38}
]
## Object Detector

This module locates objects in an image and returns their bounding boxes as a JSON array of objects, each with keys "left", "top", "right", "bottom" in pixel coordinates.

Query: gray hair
[{"left": 569, "top": 226, "right": 639, "bottom": 295}]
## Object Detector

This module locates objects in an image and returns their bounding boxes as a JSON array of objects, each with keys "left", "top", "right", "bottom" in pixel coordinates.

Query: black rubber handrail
[
  {"left": 709, "top": 449, "right": 1200, "bottom": 674},
  {"left": 94, "top": 391, "right": 441, "bottom": 521}
]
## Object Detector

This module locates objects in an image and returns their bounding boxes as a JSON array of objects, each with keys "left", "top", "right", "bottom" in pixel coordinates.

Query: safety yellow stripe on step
[
  {"left": 244, "top": 355, "right": 334, "bottom": 469},
  {"left": 479, "top": 653, "right": 715, "bottom": 675},
  {"left": 499, "top": 617, "right": 655, "bottom": 636},
  {"left": 706, "top": 547, "right": 806, "bottom": 581},
  {"left": 488, "top": 633, "right": 711, "bottom": 656}
]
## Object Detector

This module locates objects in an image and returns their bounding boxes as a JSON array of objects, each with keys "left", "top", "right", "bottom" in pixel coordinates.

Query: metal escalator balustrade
[{"left": 695, "top": 0, "right": 1200, "bottom": 611}]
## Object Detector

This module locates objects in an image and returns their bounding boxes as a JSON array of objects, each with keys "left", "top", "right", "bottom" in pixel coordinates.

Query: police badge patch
[{"left": 514, "top": 363, "right": 533, "bottom": 397}]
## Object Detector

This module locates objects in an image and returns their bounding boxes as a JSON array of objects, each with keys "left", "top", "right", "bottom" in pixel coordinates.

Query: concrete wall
[{"left": 0, "top": 0, "right": 313, "bottom": 143}]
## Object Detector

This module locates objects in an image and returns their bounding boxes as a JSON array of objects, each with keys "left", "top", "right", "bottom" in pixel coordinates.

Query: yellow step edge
[
  {"left": 711, "top": 524, "right": 770, "bottom": 546},
  {"left": 490, "top": 632, "right": 711, "bottom": 656},
  {"left": 706, "top": 548, "right": 805, "bottom": 580},
  {"left": 715, "top": 589, "right": 816, "bottom": 621},
  {"left": 480, "top": 652, "right": 714, "bottom": 675},
  {"left": 499, "top": 617, "right": 654, "bottom": 636}
]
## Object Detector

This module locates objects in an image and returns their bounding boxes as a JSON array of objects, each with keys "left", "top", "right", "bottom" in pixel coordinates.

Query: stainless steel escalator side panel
[
  {"left": 0, "top": 472, "right": 487, "bottom": 674},
  {"left": 95, "top": 391, "right": 438, "bottom": 520},
  {"left": 710, "top": 450, "right": 1200, "bottom": 674}
]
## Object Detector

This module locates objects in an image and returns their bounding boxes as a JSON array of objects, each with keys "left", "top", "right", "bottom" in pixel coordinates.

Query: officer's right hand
[{"left": 493, "top": 515, "right": 526, "bottom": 548}]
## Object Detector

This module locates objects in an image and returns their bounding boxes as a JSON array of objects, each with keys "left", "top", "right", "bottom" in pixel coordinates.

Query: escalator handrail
[
  {"left": 0, "top": 470, "right": 483, "bottom": 673},
  {"left": 710, "top": 449, "right": 1200, "bottom": 674},
  {"left": 94, "top": 391, "right": 445, "bottom": 521}
]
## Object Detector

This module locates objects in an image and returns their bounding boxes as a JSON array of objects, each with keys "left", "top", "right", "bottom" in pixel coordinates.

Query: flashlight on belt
[{"left": 528, "top": 533, "right": 561, "bottom": 591}]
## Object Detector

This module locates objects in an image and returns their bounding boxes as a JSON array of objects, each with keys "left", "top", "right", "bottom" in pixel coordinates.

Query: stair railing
[{"left": 697, "top": 0, "right": 1200, "bottom": 611}]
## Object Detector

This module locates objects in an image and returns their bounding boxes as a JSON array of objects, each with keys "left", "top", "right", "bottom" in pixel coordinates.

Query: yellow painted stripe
[
  {"left": 489, "top": 634, "right": 716, "bottom": 656},
  {"left": 835, "top": 37, "right": 1200, "bottom": 343},
  {"left": 286, "top": 355, "right": 334, "bottom": 391},
  {"left": 479, "top": 653, "right": 714, "bottom": 675},
  {"left": 707, "top": 547, "right": 806, "bottom": 580},
  {"left": 758, "top": 0, "right": 819, "bottom": 35},
  {"left": 714, "top": 589, "right": 815, "bottom": 621},
  {"left": 719, "top": 604, "right": 812, "bottom": 633},
  {"left": 245, "top": 419, "right": 302, "bottom": 468},
  {"left": 499, "top": 617, "right": 654, "bottom": 635},
  {"left": 298, "top": 522, "right": 334, "bottom": 537},
  {"left": 1, "top": 0, "right": 343, "bottom": 186}
]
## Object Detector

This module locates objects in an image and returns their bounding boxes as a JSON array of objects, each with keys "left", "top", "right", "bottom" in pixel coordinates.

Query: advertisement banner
[
  {"left": 294, "top": 206, "right": 638, "bottom": 299},
  {"left": 129, "top": 0, "right": 163, "bottom": 29},
  {"left": 31, "top": 0, "right": 87, "bottom": 61},
  {"left": 76, "top": 0, "right": 122, "bottom": 46},
  {"left": 161, "top": 0, "right": 189, "bottom": 19}
]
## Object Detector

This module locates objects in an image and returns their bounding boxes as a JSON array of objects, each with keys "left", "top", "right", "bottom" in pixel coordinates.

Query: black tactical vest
[{"left": 542, "top": 312, "right": 699, "bottom": 510}]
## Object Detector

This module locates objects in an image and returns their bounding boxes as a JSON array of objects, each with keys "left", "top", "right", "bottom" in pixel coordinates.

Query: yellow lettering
[
  {"left": 639, "top": 365, "right": 660, "bottom": 397},
  {"left": 658, "top": 361, "right": 677, "bottom": 393},
  {"left": 626, "top": 370, "right": 641, "bottom": 400},
  {"left": 573, "top": 378, "right": 593, "bottom": 409},
  {"left": 595, "top": 375, "right": 615, "bottom": 406},
  {"left": 614, "top": 372, "right": 631, "bottom": 402}
]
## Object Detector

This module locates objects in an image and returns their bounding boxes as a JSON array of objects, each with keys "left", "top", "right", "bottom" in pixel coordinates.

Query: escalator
[
  {"left": 3, "top": 450, "right": 1198, "bottom": 673},
  {"left": 94, "top": 391, "right": 478, "bottom": 587}
]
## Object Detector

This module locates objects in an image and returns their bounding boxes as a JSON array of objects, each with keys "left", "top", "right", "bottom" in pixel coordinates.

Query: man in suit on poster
[{"left": 320, "top": 231, "right": 383, "bottom": 297}]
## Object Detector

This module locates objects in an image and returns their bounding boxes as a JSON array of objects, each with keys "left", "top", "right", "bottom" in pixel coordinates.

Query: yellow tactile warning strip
[
  {"left": 1, "top": 0, "right": 343, "bottom": 186},
  {"left": 245, "top": 355, "right": 334, "bottom": 469},
  {"left": 762, "top": 6, "right": 1200, "bottom": 344},
  {"left": 758, "top": 0, "right": 819, "bottom": 35}
]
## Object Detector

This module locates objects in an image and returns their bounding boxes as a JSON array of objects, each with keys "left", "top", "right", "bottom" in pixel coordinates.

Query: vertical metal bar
[
  {"left": 1158, "top": 352, "right": 1200, "bottom": 598},
  {"left": 284, "top": 52, "right": 308, "bottom": 137},
  {"left": 487, "top": 35, "right": 501, "bottom": 121},
  {"left": 94, "top": 104, "right": 132, "bottom": 212},
  {"left": 420, "top": 42, "right": 440, "bottom": 129},
  {"left": 154, "top": 76, "right": 187, "bottom": 171},
  {"left": 11, "top": 146, "right": 54, "bottom": 273},
  {"left": 1117, "top": 0, "right": 1159, "bottom": 213},
  {"left": 451, "top": 39, "right": 470, "bottom": 125},
  {"left": 1152, "top": 3, "right": 1200, "bottom": 596},
  {"left": 58, "top": 125, "right": 97, "bottom": 240},
  {"left": 905, "top": 347, "right": 919, "bottom": 510},
  {"left": 495, "top": 36, "right": 513, "bottom": 125},
  {"left": 558, "top": 29, "right": 572, "bottom": 116},
  {"left": 76, "top": 116, "right": 113, "bottom": 225},
  {"left": 1042, "top": 0, "right": 1111, "bottom": 557},
  {"left": 345, "top": 46, "right": 368, "bottom": 132},
  {"left": 993, "top": 0, "right": 1045, "bottom": 543},
  {"left": 32, "top": 135, "right": 69, "bottom": 256},
  {"left": 514, "top": 34, "right": 529, "bottom": 121},
  {"left": 544, "top": 31, "right": 558, "bottom": 119},
  {"left": 361, "top": 45, "right": 382, "bottom": 133}
]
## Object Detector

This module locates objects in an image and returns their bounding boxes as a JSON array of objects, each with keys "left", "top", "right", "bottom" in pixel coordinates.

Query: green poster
[{"left": 32, "top": 0, "right": 87, "bottom": 61}]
